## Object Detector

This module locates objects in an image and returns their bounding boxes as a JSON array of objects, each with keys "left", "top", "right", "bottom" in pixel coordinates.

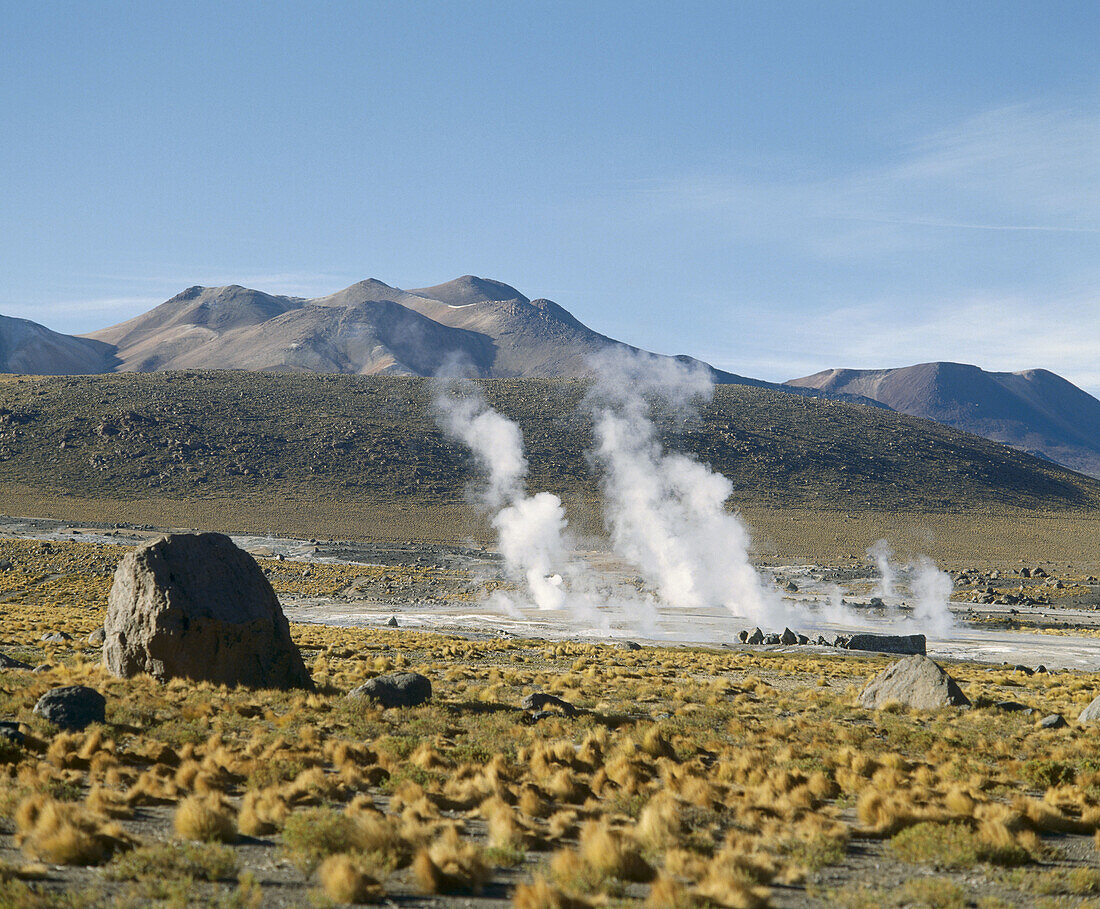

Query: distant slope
[
  {"left": 0, "top": 373, "right": 1095, "bottom": 518},
  {"left": 0, "top": 315, "right": 116, "bottom": 375},
  {"left": 788, "top": 362, "right": 1100, "bottom": 478}
]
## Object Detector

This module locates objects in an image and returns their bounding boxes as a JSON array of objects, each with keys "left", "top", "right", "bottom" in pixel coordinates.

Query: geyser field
[{"left": 1, "top": 369, "right": 1100, "bottom": 907}]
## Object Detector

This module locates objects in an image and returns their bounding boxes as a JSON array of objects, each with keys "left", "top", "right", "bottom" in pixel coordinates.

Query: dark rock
[
  {"left": 103, "top": 532, "right": 312, "bottom": 689},
  {"left": 348, "top": 672, "right": 431, "bottom": 708},
  {"left": 780, "top": 628, "right": 798, "bottom": 645},
  {"left": 763, "top": 633, "right": 781, "bottom": 645},
  {"left": 1012, "top": 664, "right": 1034, "bottom": 676},
  {"left": 0, "top": 721, "right": 23, "bottom": 745},
  {"left": 0, "top": 652, "right": 32, "bottom": 670},
  {"left": 797, "top": 634, "right": 810, "bottom": 645},
  {"left": 617, "top": 641, "right": 641, "bottom": 651},
  {"left": 40, "top": 632, "right": 73, "bottom": 643},
  {"left": 995, "top": 701, "right": 1028, "bottom": 712},
  {"left": 844, "top": 633, "right": 926, "bottom": 656},
  {"left": 1036, "top": 665, "right": 1048, "bottom": 674},
  {"left": 33, "top": 686, "right": 106, "bottom": 730},
  {"left": 869, "top": 597, "right": 885, "bottom": 607},
  {"left": 385, "top": 616, "right": 399, "bottom": 628},
  {"left": 746, "top": 627, "right": 764, "bottom": 645},
  {"left": 737, "top": 630, "right": 749, "bottom": 643},
  {"left": 87, "top": 627, "right": 106, "bottom": 646},
  {"left": 858, "top": 655, "right": 970, "bottom": 710},
  {"left": 816, "top": 635, "right": 829, "bottom": 646},
  {"left": 521, "top": 692, "right": 577, "bottom": 717},
  {"left": 1039, "top": 714, "right": 1067, "bottom": 729},
  {"left": 32, "top": 664, "right": 52, "bottom": 673}
]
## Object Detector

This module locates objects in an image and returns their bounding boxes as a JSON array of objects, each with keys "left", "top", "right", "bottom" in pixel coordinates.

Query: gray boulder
[
  {"left": 87, "top": 627, "right": 106, "bottom": 646},
  {"left": 858, "top": 655, "right": 970, "bottom": 710},
  {"left": 103, "top": 533, "right": 312, "bottom": 690},
  {"left": 34, "top": 686, "right": 106, "bottom": 730},
  {"left": 1040, "top": 713, "right": 1068, "bottom": 729},
  {"left": 1078, "top": 693, "right": 1100, "bottom": 724},
  {"left": 349, "top": 672, "right": 431, "bottom": 708},
  {"left": 0, "top": 721, "right": 24, "bottom": 745},
  {"left": 763, "top": 633, "right": 781, "bottom": 645},
  {"left": 0, "top": 652, "right": 32, "bottom": 671},
  {"left": 746, "top": 628, "right": 764, "bottom": 645},
  {"left": 844, "top": 633, "right": 926, "bottom": 655},
  {"left": 780, "top": 628, "right": 798, "bottom": 645}
]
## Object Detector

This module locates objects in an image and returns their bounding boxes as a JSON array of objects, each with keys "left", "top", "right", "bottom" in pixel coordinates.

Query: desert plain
[{"left": 0, "top": 372, "right": 1099, "bottom": 908}]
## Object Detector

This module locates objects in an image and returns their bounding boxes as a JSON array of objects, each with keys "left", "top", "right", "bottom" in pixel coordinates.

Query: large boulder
[
  {"left": 103, "top": 533, "right": 312, "bottom": 690},
  {"left": 348, "top": 672, "right": 431, "bottom": 708},
  {"left": 1078, "top": 693, "right": 1100, "bottom": 724},
  {"left": 34, "top": 686, "right": 105, "bottom": 730},
  {"left": 844, "top": 633, "right": 926, "bottom": 655},
  {"left": 858, "top": 655, "right": 970, "bottom": 710}
]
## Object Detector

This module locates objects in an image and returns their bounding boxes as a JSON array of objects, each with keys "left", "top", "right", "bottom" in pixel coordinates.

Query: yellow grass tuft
[
  {"left": 318, "top": 853, "right": 383, "bottom": 904},
  {"left": 412, "top": 828, "right": 489, "bottom": 894},
  {"left": 173, "top": 795, "right": 237, "bottom": 843}
]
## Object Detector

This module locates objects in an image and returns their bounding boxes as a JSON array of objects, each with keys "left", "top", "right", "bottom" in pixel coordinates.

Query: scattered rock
[
  {"left": 780, "top": 628, "right": 798, "bottom": 645},
  {"left": 1078, "top": 693, "right": 1100, "bottom": 724},
  {"left": 797, "top": 634, "right": 810, "bottom": 645},
  {"left": 1012, "top": 664, "right": 1034, "bottom": 676},
  {"left": 763, "top": 633, "right": 781, "bottom": 645},
  {"left": 40, "top": 632, "right": 73, "bottom": 644},
  {"left": 348, "top": 672, "right": 431, "bottom": 708},
  {"left": 0, "top": 721, "right": 23, "bottom": 746},
  {"left": 995, "top": 701, "right": 1028, "bottom": 712},
  {"left": 521, "top": 692, "right": 577, "bottom": 717},
  {"left": 33, "top": 685, "right": 106, "bottom": 730},
  {"left": 858, "top": 655, "right": 971, "bottom": 710},
  {"left": 385, "top": 616, "right": 399, "bottom": 628},
  {"left": 103, "top": 532, "right": 313, "bottom": 690},
  {"left": 0, "top": 559, "right": 12, "bottom": 571},
  {"left": 617, "top": 641, "right": 641, "bottom": 651},
  {"left": 737, "top": 630, "right": 749, "bottom": 643},
  {"left": 0, "top": 652, "right": 32, "bottom": 670},
  {"left": 1035, "top": 665, "right": 1048, "bottom": 674},
  {"left": 87, "top": 627, "right": 106, "bottom": 646},
  {"left": 1039, "top": 714, "right": 1067, "bottom": 729},
  {"left": 746, "top": 628, "right": 764, "bottom": 645},
  {"left": 844, "top": 633, "right": 926, "bottom": 656}
]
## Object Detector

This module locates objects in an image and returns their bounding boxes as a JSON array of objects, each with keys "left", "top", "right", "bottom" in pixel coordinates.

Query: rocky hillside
[
  {"left": 1, "top": 372, "right": 1096, "bottom": 515},
  {"left": 788, "top": 362, "right": 1100, "bottom": 479}
]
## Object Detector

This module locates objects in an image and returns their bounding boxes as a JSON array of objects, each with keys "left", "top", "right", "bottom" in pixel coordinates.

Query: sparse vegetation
[{"left": 0, "top": 535, "right": 1095, "bottom": 904}]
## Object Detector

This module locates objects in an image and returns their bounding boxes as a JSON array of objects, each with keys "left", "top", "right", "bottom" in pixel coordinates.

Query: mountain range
[
  {"left": 1, "top": 275, "right": 1097, "bottom": 478},
  {"left": 788, "top": 363, "right": 1100, "bottom": 479}
]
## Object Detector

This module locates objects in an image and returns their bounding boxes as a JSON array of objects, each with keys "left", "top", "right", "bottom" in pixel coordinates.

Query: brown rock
[{"left": 103, "top": 532, "right": 312, "bottom": 689}]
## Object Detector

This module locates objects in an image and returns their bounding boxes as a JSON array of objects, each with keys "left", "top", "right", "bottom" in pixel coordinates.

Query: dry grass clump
[
  {"left": 317, "top": 853, "right": 384, "bottom": 904},
  {"left": 15, "top": 795, "right": 135, "bottom": 865},
  {"left": 578, "top": 819, "right": 654, "bottom": 883},
  {"left": 888, "top": 820, "right": 1032, "bottom": 868},
  {"left": 514, "top": 875, "right": 591, "bottom": 909},
  {"left": 173, "top": 795, "right": 237, "bottom": 843},
  {"left": 412, "top": 827, "right": 489, "bottom": 894}
]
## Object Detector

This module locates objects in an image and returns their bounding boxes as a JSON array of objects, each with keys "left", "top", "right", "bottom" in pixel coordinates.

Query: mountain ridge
[{"left": 788, "top": 361, "right": 1100, "bottom": 479}]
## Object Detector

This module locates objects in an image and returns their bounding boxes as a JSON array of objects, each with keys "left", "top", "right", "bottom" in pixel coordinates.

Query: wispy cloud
[{"left": 647, "top": 103, "right": 1100, "bottom": 255}]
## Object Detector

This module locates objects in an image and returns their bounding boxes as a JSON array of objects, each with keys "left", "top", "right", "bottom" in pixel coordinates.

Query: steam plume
[
  {"left": 586, "top": 349, "right": 781, "bottom": 624},
  {"left": 434, "top": 381, "right": 567, "bottom": 610}
]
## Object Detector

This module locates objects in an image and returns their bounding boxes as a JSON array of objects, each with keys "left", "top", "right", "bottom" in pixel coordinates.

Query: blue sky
[{"left": 2, "top": 1, "right": 1098, "bottom": 394}]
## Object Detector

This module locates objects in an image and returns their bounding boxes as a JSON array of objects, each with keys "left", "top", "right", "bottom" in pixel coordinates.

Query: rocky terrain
[{"left": 1, "top": 533, "right": 1100, "bottom": 907}]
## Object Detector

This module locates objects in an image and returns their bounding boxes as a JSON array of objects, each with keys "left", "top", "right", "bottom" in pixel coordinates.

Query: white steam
[
  {"left": 867, "top": 539, "right": 896, "bottom": 599},
  {"left": 434, "top": 382, "right": 567, "bottom": 611},
  {"left": 586, "top": 349, "right": 782, "bottom": 624},
  {"left": 910, "top": 557, "right": 955, "bottom": 637}
]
